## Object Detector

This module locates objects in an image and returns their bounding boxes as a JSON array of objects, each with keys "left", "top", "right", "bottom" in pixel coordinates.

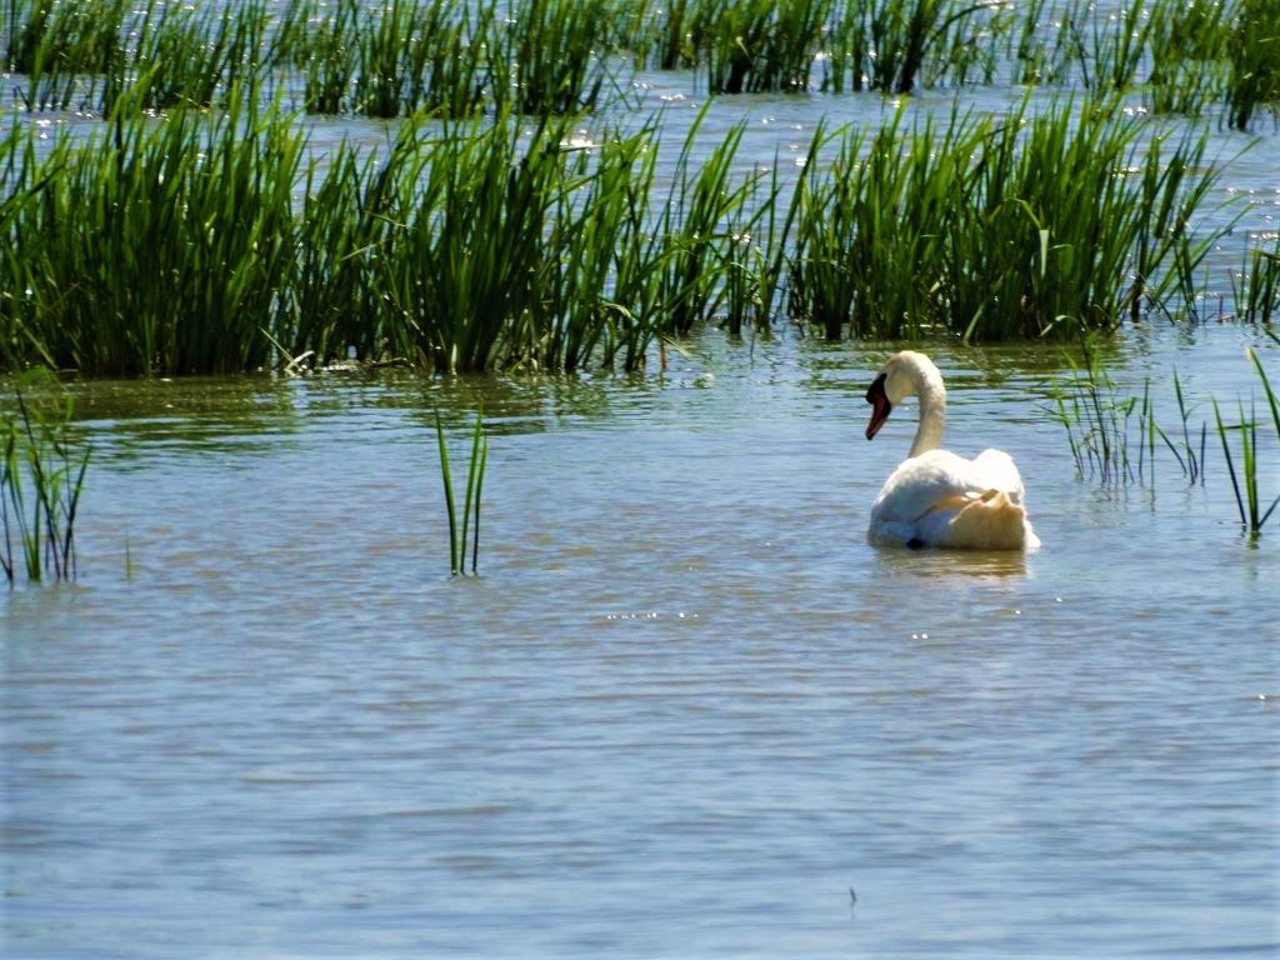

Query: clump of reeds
[
  {"left": 2, "top": 370, "right": 90, "bottom": 585},
  {"left": 1051, "top": 340, "right": 1149, "bottom": 484},
  {"left": 1233, "top": 244, "right": 1280, "bottom": 325},
  {"left": 1226, "top": 0, "right": 1280, "bottom": 130},
  {"left": 1051, "top": 342, "right": 1210, "bottom": 485},
  {"left": 3, "top": 80, "right": 305, "bottom": 376},
  {"left": 1214, "top": 348, "right": 1280, "bottom": 538},
  {"left": 696, "top": 0, "right": 832, "bottom": 94},
  {"left": 787, "top": 96, "right": 1230, "bottom": 342},
  {"left": 505, "top": 0, "right": 622, "bottom": 114},
  {"left": 130, "top": 0, "right": 270, "bottom": 110},
  {"left": 434, "top": 408, "right": 488, "bottom": 577}
]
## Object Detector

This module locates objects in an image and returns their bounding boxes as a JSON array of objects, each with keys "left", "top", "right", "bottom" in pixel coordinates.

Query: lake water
[
  {"left": 4, "top": 4, "right": 1280, "bottom": 953},
  {"left": 4, "top": 327, "right": 1277, "bottom": 958}
]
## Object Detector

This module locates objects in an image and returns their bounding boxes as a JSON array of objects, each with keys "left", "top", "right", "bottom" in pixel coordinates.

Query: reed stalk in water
[
  {"left": 1, "top": 370, "right": 90, "bottom": 585},
  {"left": 1214, "top": 348, "right": 1280, "bottom": 538},
  {"left": 434, "top": 408, "right": 488, "bottom": 577}
]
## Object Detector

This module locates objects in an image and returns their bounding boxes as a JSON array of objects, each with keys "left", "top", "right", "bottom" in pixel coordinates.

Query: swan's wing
[
  {"left": 871, "top": 449, "right": 1027, "bottom": 523},
  {"left": 869, "top": 449, "right": 1036, "bottom": 550},
  {"left": 971, "top": 448, "right": 1027, "bottom": 503}
]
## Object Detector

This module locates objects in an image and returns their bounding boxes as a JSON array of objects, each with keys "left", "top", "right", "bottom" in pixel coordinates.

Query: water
[
  {"left": 4, "top": 329, "right": 1277, "bottom": 958},
  {"left": 4, "top": 3, "right": 1280, "bottom": 950}
]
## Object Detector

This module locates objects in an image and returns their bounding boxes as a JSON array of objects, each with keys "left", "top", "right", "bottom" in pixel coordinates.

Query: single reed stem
[{"left": 434, "top": 407, "right": 488, "bottom": 577}]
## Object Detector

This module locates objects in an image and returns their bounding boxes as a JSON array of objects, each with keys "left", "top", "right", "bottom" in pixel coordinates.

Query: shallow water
[{"left": 4, "top": 329, "right": 1277, "bottom": 958}]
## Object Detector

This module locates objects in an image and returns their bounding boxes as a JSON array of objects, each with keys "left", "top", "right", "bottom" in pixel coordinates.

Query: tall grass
[
  {"left": 2, "top": 0, "right": 1277, "bottom": 123},
  {"left": 1051, "top": 341, "right": 1153, "bottom": 484},
  {"left": 505, "top": 0, "right": 622, "bottom": 115},
  {"left": 787, "top": 96, "right": 1231, "bottom": 342},
  {"left": 2, "top": 369, "right": 90, "bottom": 585},
  {"left": 1053, "top": 343, "right": 1280, "bottom": 541},
  {"left": 3, "top": 81, "right": 304, "bottom": 376},
  {"left": 1226, "top": 0, "right": 1280, "bottom": 130},
  {"left": 695, "top": 0, "right": 832, "bottom": 94},
  {"left": 1235, "top": 246, "right": 1280, "bottom": 325},
  {"left": 131, "top": 0, "right": 270, "bottom": 111}
]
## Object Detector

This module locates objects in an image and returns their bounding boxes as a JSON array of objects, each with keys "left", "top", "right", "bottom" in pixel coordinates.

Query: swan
[{"left": 864, "top": 351, "right": 1040, "bottom": 551}]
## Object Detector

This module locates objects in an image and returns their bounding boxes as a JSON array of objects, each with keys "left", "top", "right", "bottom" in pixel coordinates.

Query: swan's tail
[{"left": 944, "top": 489, "right": 1038, "bottom": 550}]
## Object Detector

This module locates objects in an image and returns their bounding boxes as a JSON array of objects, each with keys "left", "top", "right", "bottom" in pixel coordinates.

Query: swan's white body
[{"left": 864, "top": 351, "right": 1039, "bottom": 551}]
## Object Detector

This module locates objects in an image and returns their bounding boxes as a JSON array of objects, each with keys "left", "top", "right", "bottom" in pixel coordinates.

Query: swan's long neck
[{"left": 909, "top": 365, "right": 946, "bottom": 458}]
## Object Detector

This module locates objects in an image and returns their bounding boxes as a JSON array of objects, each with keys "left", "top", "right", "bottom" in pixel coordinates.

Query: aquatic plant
[
  {"left": 434, "top": 408, "right": 488, "bottom": 577},
  {"left": 696, "top": 0, "right": 832, "bottom": 94},
  {"left": 281, "top": 0, "right": 360, "bottom": 114},
  {"left": 823, "top": 0, "right": 1009, "bottom": 94},
  {"left": 787, "top": 96, "right": 1228, "bottom": 341},
  {"left": 1214, "top": 348, "right": 1280, "bottom": 538},
  {"left": 1226, "top": 0, "right": 1280, "bottom": 130},
  {"left": 3, "top": 81, "right": 305, "bottom": 376},
  {"left": 1234, "top": 245, "right": 1280, "bottom": 326},
  {"left": 1051, "top": 341, "right": 1146, "bottom": 484},
  {"left": 1, "top": 370, "right": 90, "bottom": 585},
  {"left": 505, "top": 0, "right": 622, "bottom": 114},
  {"left": 130, "top": 0, "right": 270, "bottom": 110},
  {"left": 4, "top": 0, "right": 130, "bottom": 111},
  {"left": 1145, "top": 0, "right": 1231, "bottom": 117},
  {"left": 647, "top": 112, "right": 763, "bottom": 337}
]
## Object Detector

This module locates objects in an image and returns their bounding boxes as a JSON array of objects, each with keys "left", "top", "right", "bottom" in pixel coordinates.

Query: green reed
[
  {"left": 281, "top": 0, "right": 360, "bottom": 114},
  {"left": 131, "top": 0, "right": 270, "bottom": 110},
  {"left": 2, "top": 0, "right": 1277, "bottom": 124},
  {"left": 1146, "top": 0, "right": 1231, "bottom": 117},
  {"left": 1168, "top": 369, "right": 1207, "bottom": 484},
  {"left": 1226, "top": 0, "right": 1280, "bottom": 130},
  {"left": 1051, "top": 341, "right": 1145, "bottom": 483},
  {"left": 787, "top": 96, "right": 1228, "bottom": 342},
  {"left": 434, "top": 408, "right": 488, "bottom": 577},
  {"left": 1214, "top": 348, "right": 1280, "bottom": 537},
  {"left": 1050, "top": 340, "right": 1220, "bottom": 486},
  {"left": 506, "top": 0, "right": 622, "bottom": 114},
  {"left": 1, "top": 369, "right": 90, "bottom": 585},
  {"left": 648, "top": 110, "right": 763, "bottom": 337},
  {"left": 5, "top": 0, "right": 130, "bottom": 111},
  {"left": 2, "top": 81, "right": 305, "bottom": 376},
  {"left": 696, "top": 0, "right": 833, "bottom": 94},
  {"left": 1234, "top": 246, "right": 1280, "bottom": 325}
]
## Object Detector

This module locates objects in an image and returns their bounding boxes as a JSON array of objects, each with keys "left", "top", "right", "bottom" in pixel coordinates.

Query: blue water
[{"left": 4, "top": 329, "right": 1277, "bottom": 958}]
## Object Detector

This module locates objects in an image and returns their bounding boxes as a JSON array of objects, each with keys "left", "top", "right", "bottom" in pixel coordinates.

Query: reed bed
[
  {"left": 0, "top": 0, "right": 1275, "bottom": 376},
  {"left": 787, "top": 97, "right": 1230, "bottom": 341},
  {"left": 0, "top": 84, "right": 1258, "bottom": 376},
  {"left": 3, "top": 0, "right": 1277, "bottom": 123}
]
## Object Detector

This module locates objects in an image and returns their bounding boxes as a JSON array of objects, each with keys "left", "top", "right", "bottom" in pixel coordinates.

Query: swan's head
[{"left": 865, "top": 351, "right": 942, "bottom": 441}]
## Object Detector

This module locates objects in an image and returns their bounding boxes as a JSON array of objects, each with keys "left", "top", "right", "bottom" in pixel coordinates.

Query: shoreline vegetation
[{"left": 0, "top": 0, "right": 1277, "bottom": 378}]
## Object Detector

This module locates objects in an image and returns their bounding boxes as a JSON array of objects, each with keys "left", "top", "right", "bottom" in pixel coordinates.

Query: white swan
[{"left": 864, "top": 351, "right": 1040, "bottom": 551}]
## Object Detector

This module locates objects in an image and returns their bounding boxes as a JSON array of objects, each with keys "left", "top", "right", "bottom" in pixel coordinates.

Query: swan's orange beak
[{"left": 865, "top": 373, "right": 892, "bottom": 440}]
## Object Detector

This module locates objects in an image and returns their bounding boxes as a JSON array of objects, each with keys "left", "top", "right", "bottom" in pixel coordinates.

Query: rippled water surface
[{"left": 4, "top": 330, "right": 1278, "bottom": 958}]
